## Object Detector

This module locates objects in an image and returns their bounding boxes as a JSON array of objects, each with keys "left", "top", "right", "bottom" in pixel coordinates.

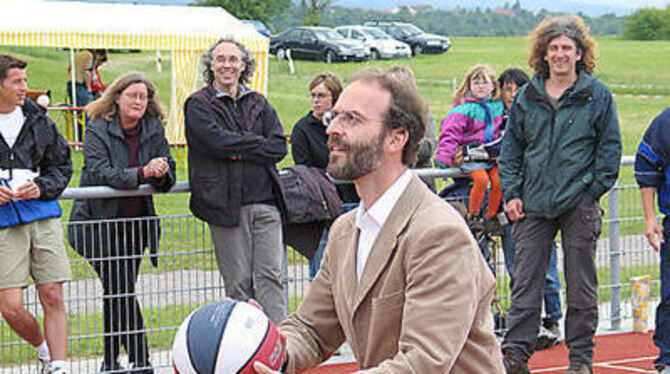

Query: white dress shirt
[{"left": 355, "top": 168, "right": 413, "bottom": 281}]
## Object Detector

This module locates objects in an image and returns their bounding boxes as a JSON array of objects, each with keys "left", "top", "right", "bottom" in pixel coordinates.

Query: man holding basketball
[{"left": 255, "top": 67, "right": 504, "bottom": 373}]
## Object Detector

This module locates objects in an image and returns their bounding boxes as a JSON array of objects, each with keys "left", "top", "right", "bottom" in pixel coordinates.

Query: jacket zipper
[{"left": 8, "top": 151, "right": 23, "bottom": 224}]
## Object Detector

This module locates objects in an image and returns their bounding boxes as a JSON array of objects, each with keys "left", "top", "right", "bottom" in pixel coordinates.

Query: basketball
[{"left": 172, "top": 299, "right": 284, "bottom": 374}]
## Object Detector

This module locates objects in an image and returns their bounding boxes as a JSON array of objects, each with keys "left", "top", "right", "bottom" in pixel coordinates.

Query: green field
[{"left": 2, "top": 35, "right": 668, "bottom": 254}]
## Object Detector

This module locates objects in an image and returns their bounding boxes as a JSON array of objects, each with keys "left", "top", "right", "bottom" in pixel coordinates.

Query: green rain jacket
[{"left": 499, "top": 71, "right": 622, "bottom": 219}]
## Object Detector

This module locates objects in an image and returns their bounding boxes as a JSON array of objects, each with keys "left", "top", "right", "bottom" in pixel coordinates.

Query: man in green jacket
[{"left": 499, "top": 15, "right": 621, "bottom": 374}]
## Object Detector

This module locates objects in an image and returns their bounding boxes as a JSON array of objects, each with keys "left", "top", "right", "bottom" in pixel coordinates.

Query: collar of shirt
[
  {"left": 214, "top": 83, "right": 249, "bottom": 99},
  {"left": 354, "top": 168, "right": 413, "bottom": 280}
]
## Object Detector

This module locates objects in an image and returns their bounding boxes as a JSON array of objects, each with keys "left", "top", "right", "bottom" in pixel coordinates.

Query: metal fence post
[{"left": 609, "top": 186, "right": 621, "bottom": 330}]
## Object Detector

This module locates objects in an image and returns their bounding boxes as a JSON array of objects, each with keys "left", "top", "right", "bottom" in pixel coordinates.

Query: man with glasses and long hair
[{"left": 184, "top": 39, "right": 288, "bottom": 325}]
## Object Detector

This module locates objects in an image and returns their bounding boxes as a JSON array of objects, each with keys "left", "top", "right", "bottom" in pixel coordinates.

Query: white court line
[
  {"left": 598, "top": 364, "right": 655, "bottom": 373},
  {"left": 530, "top": 356, "right": 657, "bottom": 373}
]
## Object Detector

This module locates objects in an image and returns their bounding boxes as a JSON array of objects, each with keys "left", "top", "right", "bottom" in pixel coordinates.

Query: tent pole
[
  {"left": 69, "top": 48, "right": 79, "bottom": 143},
  {"left": 70, "top": 48, "right": 76, "bottom": 106}
]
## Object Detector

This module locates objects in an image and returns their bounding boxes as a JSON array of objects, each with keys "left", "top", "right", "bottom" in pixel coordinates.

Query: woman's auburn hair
[{"left": 86, "top": 71, "right": 165, "bottom": 123}]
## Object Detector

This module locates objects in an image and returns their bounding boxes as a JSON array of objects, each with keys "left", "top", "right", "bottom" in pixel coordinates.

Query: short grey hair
[{"left": 202, "top": 38, "right": 256, "bottom": 86}]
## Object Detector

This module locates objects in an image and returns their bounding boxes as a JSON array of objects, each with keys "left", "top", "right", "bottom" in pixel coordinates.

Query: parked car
[
  {"left": 335, "top": 25, "right": 411, "bottom": 60},
  {"left": 363, "top": 21, "right": 451, "bottom": 56},
  {"left": 241, "top": 20, "right": 271, "bottom": 38},
  {"left": 270, "top": 26, "right": 370, "bottom": 63}
]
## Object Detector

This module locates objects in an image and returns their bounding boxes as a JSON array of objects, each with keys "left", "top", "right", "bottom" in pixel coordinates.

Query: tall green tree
[
  {"left": 193, "top": 0, "right": 291, "bottom": 29},
  {"left": 302, "top": 0, "right": 333, "bottom": 26},
  {"left": 623, "top": 6, "right": 670, "bottom": 40}
]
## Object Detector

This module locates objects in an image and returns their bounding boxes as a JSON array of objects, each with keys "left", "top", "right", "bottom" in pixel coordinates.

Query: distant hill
[
  {"left": 333, "top": 0, "right": 667, "bottom": 17},
  {"left": 49, "top": 0, "right": 193, "bottom": 5}
]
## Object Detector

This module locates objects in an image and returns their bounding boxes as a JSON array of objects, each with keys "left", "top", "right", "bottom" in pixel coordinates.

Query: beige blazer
[{"left": 281, "top": 176, "right": 504, "bottom": 373}]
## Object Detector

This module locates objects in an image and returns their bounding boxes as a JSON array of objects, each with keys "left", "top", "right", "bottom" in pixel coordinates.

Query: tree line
[
  {"left": 193, "top": 0, "right": 670, "bottom": 40},
  {"left": 271, "top": 3, "right": 624, "bottom": 37}
]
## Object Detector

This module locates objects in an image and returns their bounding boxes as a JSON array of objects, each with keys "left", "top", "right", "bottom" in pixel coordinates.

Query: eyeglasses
[
  {"left": 309, "top": 92, "right": 330, "bottom": 100},
  {"left": 472, "top": 80, "right": 493, "bottom": 87},
  {"left": 323, "top": 110, "right": 384, "bottom": 128},
  {"left": 122, "top": 92, "right": 149, "bottom": 102},
  {"left": 214, "top": 55, "right": 241, "bottom": 64}
]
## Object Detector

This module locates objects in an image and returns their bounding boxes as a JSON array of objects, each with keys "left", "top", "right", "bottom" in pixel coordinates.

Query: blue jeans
[
  {"left": 501, "top": 223, "right": 563, "bottom": 322},
  {"left": 309, "top": 203, "right": 357, "bottom": 279},
  {"left": 654, "top": 218, "right": 670, "bottom": 366},
  {"left": 309, "top": 227, "right": 328, "bottom": 279}
]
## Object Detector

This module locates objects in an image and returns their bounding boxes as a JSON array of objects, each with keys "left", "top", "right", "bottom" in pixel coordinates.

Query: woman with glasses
[
  {"left": 67, "top": 71, "right": 175, "bottom": 374},
  {"left": 435, "top": 64, "right": 505, "bottom": 232},
  {"left": 290, "top": 72, "right": 345, "bottom": 278}
]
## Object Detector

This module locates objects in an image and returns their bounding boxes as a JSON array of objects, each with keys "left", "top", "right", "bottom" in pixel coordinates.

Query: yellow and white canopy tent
[{"left": 0, "top": 0, "right": 269, "bottom": 142}]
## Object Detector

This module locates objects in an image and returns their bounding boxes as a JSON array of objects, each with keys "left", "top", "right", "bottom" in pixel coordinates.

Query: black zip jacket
[
  {"left": 184, "top": 84, "right": 287, "bottom": 227},
  {"left": 0, "top": 98, "right": 72, "bottom": 201}
]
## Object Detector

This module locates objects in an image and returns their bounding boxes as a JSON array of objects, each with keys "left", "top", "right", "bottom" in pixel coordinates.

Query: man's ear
[{"left": 387, "top": 127, "right": 408, "bottom": 155}]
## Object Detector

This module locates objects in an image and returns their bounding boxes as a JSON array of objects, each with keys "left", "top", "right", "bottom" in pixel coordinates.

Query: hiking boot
[
  {"left": 655, "top": 361, "right": 670, "bottom": 373},
  {"left": 565, "top": 362, "right": 592, "bottom": 374},
  {"left": 467, "top": 214, "right": 485, "bottom": 233},
  {"left": 484, "top": 216, "right": 502, "bottom": 235},
  {"left": 99, "top": 361, "right": 124, "bottom": 373},
  {"left": 129, "top": 362, "right": 154, "bottom": 374},
  {"left": 543, "top": 318, "right": 561, "bottom": 337},
  {"left": 503, "top": 350, "right": 529, "bottom": 374},
  {"left": 535, "top": 325, "right": 561, "bottom": 351}
]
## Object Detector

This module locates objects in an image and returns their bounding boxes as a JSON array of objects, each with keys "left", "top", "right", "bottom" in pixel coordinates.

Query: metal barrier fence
[{"left": 0, "top": 160, "right": 659, "bottom": 373}]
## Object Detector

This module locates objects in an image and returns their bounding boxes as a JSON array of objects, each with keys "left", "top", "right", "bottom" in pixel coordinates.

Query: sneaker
[
  {"left": 38, "top": 355, "right": 51, "bottom": 374},
  {"left": 503, "top": 350, "right": 530, "bottom": 374},
  {"left": 565, "top": 362, "right": 592, "bottom": 374},
  {"left": 49, "top": 364, "right": 67, "bottom": 374},
  {"left": 535, "top": 325, "right": 561, "bottom": 351}
]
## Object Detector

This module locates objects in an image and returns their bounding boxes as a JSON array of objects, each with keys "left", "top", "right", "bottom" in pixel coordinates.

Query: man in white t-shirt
[
  {"left": 0, "top": 54, "right": 73, "bottom": 374},
  {"left": 255, "top": 67, "right": 504, "bottom": 373}
]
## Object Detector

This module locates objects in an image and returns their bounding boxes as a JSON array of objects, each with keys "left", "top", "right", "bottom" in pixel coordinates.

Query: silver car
[{"left": 336, "top": 25, "right": 411, "bottom": 60}]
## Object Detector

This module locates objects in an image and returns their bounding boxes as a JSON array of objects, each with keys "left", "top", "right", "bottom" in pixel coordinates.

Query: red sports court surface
[{"left": 306, "top": 332, "right": 659, "bottom": 373}]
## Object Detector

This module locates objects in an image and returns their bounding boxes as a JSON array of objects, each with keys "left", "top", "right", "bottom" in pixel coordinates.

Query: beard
[{"left": 327, "top": 130, "right": 386, "bottom": 181}]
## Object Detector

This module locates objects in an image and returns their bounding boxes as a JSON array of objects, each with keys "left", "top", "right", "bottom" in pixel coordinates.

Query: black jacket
[
  {"left": 291, "top": 112, "right": 329, "bottom": 169},
  {"left": 68, "top": 116, "right": 176, "bottom": 265},
  {"left": 185, "top": 84, "right": 287, "bottom": 227},
  {"left": 0, "top": 99, "right": 72, "bottom": 200}
]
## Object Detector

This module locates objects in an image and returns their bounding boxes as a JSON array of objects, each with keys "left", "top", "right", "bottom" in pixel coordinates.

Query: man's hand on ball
[{"left": 253, "top": 332, "right": 287, "bottom": 373}]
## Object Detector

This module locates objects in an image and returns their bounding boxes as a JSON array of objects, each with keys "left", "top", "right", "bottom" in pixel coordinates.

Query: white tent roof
[
  {"left": 0, "top": 0, "right": 266, "bottom": 52},
  {"left": 0, "top": 0, "right": 270, "bottom": 142}
]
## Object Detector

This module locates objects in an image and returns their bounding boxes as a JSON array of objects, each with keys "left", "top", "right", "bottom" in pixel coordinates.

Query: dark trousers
[
  {"left": 654, "top": 218, "right": 670, "bottom": 367},
  {"left": 90, "top": 253, "right": 148, "bottom": 367},
  {"left": 80, "top": 221, "right": 152, "bottom": 367},
  {"left": 502, "top": 193, "right": 602, "bottom": 365}
]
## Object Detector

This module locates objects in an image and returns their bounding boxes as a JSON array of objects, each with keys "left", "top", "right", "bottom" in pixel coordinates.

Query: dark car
[
  {"left": 363, "top": 21, "right": 451, "bottom": 56},
  {"left": 270, "top": 26, "right": 370, "bottom": 63}
]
